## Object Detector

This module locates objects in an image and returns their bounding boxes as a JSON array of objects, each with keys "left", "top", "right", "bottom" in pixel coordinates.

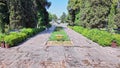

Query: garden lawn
[
  {"left": 47, "top": 27, "right": 72, "bottom": 46},
  {"left": 49, "top": 29, "right": 70, "bottom": 41}
]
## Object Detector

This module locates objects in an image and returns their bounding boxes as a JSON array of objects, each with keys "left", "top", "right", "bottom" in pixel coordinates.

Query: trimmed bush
[
  {"left": 113, "top": 34, "right": 120, "bottom": 46},
  {"left": 71, "top": 26, "right": 120, "bottom": 46},
  {"left": 21, "top": 28, "right": 34, "bottom": 37},
  {"left": 0, "top": 28, "right": 45, "bottom": 47},
  {"left": 4, "top": 34, "right": 19, "bottom": 46}
]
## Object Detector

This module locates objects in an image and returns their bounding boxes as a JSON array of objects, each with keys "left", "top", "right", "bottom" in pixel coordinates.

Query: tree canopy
[
  {"left": 0, "top": 0, "right": 51, "bottom": 33},
  {"left": 49, "top": 13, "right": 58, "bottom": 22},
  {"left": 67, "top": 0, "right": 120, "bottom": 32}
]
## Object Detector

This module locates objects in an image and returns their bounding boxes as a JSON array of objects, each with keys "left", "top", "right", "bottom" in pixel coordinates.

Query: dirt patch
[{"left": 82, "top": 60, "right": 91, "bottom": 66}]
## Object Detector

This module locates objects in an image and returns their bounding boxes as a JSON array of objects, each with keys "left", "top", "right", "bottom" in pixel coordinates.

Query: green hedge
[
  {"left": 0, "top": 28, "right": 45, "bottom": 47},
  {"left": 4, "top": 32, "right": 27, "bottom": 46},
  {"left": 70, "top": 26, "right": 120, "bottom": 46}
]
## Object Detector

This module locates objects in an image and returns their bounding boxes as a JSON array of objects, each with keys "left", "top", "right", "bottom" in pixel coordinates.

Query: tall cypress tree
[
  {"left": 0, "top": 1, "right": 9, "bottom": 33},
  {"left": 9, "top": 0, "right": 25, "bottom": 29}
]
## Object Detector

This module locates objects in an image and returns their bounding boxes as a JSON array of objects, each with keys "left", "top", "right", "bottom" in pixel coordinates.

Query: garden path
[
  {"left": 64, "top": 27, "right": 120, "bottom": 68},
  {"left": 0, "top": 25, "right": 120, "bottom": 68}
]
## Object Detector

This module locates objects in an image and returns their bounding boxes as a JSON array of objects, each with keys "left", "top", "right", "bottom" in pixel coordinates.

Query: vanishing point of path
[{"left": 0, "top": 26, "right": 120, "bottom": 68}]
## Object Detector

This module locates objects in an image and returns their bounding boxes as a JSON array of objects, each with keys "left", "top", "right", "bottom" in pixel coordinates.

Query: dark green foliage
[
  {"left": 9, "top": 0, "right": 25, "bottom": 29},
  {"left": 21, "top": 0, "right": 37, "bottom": 28},
  {"left": 48, "top": 13, "right": 53, "bottom": 22},
  {"left": 60, "top": 12, "right": 67, "bottom": 23},
  {"left": 115, "top": 8, "right": 120, "bottom": 28},
  {"left": 0, "top": 1, "right": 9, "bottom": 33},
  {"left": 48, "top": 13, "right": 58, "bottom": 22},
  {"left": 107, "top": 2, "right": 117, "bottom": 33},
  {"left": 0, "top": 0, "right": 50, "bottom": 32},
  {"left": 67, "top": 0, "right": 120, "bottom": 30},
  {"left": 35, "top": 0, "right": 51, "bottom": 28}
]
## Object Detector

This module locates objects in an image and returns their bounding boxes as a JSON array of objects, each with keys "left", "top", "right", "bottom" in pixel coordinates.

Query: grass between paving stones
[{"left": 49, "top": 27, "right": 70, "bottom": 41}]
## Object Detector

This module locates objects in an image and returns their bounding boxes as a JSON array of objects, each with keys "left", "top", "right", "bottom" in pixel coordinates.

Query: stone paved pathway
[
  {"left": 64, "top": 27, "right": 120, "bottom": 68},
  {"left": 0, "top": 26, "right": 120, "bottom": 68}
]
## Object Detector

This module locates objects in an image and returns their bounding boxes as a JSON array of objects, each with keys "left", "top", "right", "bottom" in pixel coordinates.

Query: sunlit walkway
[
  {"left": 0, "top": 26, "right": 120, "bottom": 68},
  {"left": 64, "top": 27, "right": 120, "bottom": 68}
]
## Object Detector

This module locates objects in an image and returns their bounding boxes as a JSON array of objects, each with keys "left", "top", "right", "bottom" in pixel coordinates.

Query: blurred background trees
[
  {"left": 60, "top": 12, "right": 67, "bottom": 23},
  {"left": 49, "top": 13, "right": 58, "bottom": 22}
]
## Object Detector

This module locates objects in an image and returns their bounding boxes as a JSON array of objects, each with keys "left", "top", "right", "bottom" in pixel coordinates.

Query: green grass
[{"left": 49, "top": 27, "right": 70, "bottom": 41}]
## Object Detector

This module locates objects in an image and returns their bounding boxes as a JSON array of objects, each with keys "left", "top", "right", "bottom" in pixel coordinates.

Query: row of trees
[
  {"left": 60, "top": 12, "right": 67, "bottom": 23},
  {"left": 67, "top": 0, "right": 120, "bottom": 32},
  {"left": 49, "top": 13, "right": 58, "bottom": 22},
  {"left": 0, "top": 0, "right": 51, "bottom": 33}
]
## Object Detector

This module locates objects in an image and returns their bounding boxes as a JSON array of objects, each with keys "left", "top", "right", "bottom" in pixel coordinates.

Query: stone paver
[
  {"left": 0, "top": 26, "right": 56, "bottom": 68},
  {"left": 64, "top": 27, "right": 120, "bottom": 68},
  {"left": 0, "top": 25, "right": 120, "bottom": 68}
]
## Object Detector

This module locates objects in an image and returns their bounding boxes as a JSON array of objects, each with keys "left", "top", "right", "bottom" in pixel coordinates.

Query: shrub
[
  {"left": 113, "top": 34, "right": 120, "bottom": 46},
  {"left": 2, "top": 28, "right": 45, "bottom": 47},
  {"left": 4, "top": 35, "right": 19, "bottom": 46},
  {"left": 71, "top": 26, "right": 120, "bottom": 46},
  {"left": 21, "top": 28, "right": 34, "bottom": 37}
]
